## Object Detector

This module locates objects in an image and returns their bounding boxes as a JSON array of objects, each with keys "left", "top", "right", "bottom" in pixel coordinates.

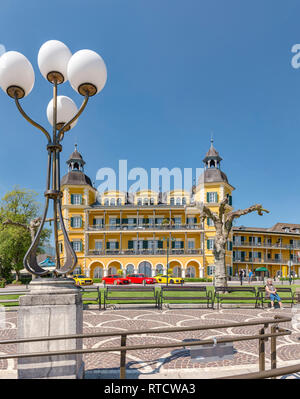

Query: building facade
[{"left": 58, "top": 142, "right": 300, "bottom": 279}]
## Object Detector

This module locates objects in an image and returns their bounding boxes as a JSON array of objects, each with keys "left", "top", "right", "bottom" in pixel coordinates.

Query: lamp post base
[{"left": 17, "top": 277, "right": 84, "bottom": 379}]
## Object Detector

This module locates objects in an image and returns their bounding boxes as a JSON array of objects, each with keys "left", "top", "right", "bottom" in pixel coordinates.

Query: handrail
[
  {"left": 0, "top": 316, "right": 292, "bottom": 379},
  {"left": 220, "top": 363, "right": 300, "bottom": 379}
]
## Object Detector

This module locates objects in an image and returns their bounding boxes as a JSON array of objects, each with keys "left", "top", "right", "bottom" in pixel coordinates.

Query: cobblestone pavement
[{"left": 0, "top": 305, "right": 300, "bottom": 378}]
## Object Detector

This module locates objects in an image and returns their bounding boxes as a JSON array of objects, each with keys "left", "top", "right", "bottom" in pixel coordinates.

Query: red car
[
  {"left": 126, "top": 273, "right": 156, "bottom": 285},
  {"left": 102, "top": 275, "right": 130, "bottom": 285}
]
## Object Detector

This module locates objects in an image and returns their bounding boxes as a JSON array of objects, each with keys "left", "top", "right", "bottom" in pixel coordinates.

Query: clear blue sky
[{"left": 0, "top": 0, "right": 300, "bottom": 228}]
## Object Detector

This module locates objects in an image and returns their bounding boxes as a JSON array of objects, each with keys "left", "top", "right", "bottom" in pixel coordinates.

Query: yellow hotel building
[{"left": 58, "top": 142, "right": 300, "bottom": 280}]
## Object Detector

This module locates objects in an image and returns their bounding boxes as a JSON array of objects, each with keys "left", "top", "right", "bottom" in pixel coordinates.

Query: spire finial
[
  {"left": 210, "top": 132, "right": 214, "bottom": 146},
  {"left": 75, "top": 143, "right": 78, "bottom": 151}
]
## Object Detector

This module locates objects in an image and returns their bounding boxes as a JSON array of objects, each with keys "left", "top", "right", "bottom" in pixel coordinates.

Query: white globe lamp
[
  {"left": 47, "top": 95, "right": 78, "bottom": 130},
  {"left": 0, "top": 51, "right": 35, "bottom": 98},
  {"left": 38, "top": 40, "right": 72, "bottom": 84},
  {"left": 67, "top": 49, "right": 107, "bottom": 96}
]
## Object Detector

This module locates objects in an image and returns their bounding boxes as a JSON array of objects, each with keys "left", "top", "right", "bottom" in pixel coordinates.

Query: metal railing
[
  {"left": 88, "top": 223, "right": 204, "bottom": 231},
  {"left": 233, "top": 256, "right": 300, "bottom": 265},
  {"left": 87, "top": 248, "right": 203, "bottom": 256},
  {"left": 0, "top": 315, "right": 292, "bottom": 379},
  {"left": 233, "top": 241, "right": 300, "bottom": 250}
]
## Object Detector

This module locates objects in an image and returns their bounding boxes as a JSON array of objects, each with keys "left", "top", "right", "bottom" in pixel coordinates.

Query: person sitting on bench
[{"left": 265, "top": 278, "right": 283, "bottom": 309}]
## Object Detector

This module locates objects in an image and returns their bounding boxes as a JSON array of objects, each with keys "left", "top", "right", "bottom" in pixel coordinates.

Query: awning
[{"left": 255, "top": 267, "right": 269, "bottom": 272}]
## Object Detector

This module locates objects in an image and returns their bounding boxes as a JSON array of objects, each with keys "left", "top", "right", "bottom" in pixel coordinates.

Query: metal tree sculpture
[{"left": 189, "top": 197, "right": 269, "bottom": 287}]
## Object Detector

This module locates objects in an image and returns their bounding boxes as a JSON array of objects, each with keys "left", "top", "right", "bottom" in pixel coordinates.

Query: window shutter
[
  {"left": 171, "top": 241, "right": 175, "bottom": 249},
  {"left": 116, "top": 241, "right": 119, "bottom": 249},
  {"left": 207, "top": 240, "right": 210, "bottom": 250},
  {"left": 229, "top": 195, "right": 232, "bottom": 206},
  {"left": 70, "top": 217, "right": 74, "bottom": 227},
  {"left": 143, "top": 240, "right": 148, "bottom": 249},
  {"left": 79, "top": 217, "right": 82, "bottom": 228},
  {"left": 215, "top": 193, "right": 218, "bottom": 203},
  {"left": 158, "top": 240, "right": 163, "bottom": 249},
  {"left": 93, "top": 218, "right": 96, "bottom": 226},
  {"left": 194, "top": 217, "right": 197, "bottom": 224},
  {"left": 206, "top": 192, "right": 210, "bottom": 202},
  {"left": 181, "top": 241, "right": 184, "bottom": 249},
  {"left": 71, "top": 194, "right": 74, "bottom": 204},
  {"left": 80, "top": 242, "right": 83, "bottom": 252},
  {"left": 230, "top": 241, "right": 233, "bottom": 251},
  {"left": 106, "top": 242, "right": 110, "bottom": 249},
  {"left": 128, "top": 240, "right": 133, "bottom": 249}
]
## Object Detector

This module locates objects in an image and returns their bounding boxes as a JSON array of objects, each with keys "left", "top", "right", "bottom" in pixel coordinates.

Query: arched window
[
  {"left": 137, "top": 198, "right": 142, "bottom": 206},
  {"left": 176, "top": 197, "right": 181, "bottom": 205},
  {"left": 138, "top": 261, "right": 152, "bottom": 277},
  {"left": 170, "top": 197, "right": 175, "bottom": 205},
  {"left": 104, "top": 199, "right": 109, "bottom": 206},
  {"left": 108, "top": 266, "right": 117, "bottom": 275},
  {"left": 155, "top": 264, "right": 164, "bottom": 275},
  {"left": 126, "top": 264, "right": 135, "bottom": 275},
  {"left": 182, "top": 197, "right": 186, "bottom": 205},
  {"left": 150, "top": 197, "right": 155, "bottom": 205},
  {"left": 93, "top": 266, "right": 103, "bottom": 279},
  {"left": 186, "top": 266, "right": 196, "bottom": 278},
  {"left": 172, "top": 266, "right": 182, "bottom": 277},
  {"left": 117, "top": 198, "right": 122, "bottom": 206},
  {"left": 143, "top": 198, "right": 149, "bottom": 205},
  {"left": 110, "top": 198, "right": 115, "bottom": 206}
]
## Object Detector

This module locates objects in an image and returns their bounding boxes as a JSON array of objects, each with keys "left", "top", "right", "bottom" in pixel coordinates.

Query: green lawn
[{"left": 0, "top": 284, "right": 298, "bottom": 307}]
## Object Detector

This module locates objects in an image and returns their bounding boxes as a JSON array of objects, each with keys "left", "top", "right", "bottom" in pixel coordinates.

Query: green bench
[
  {"left": 81, "top": 286, "right": 101, "bottom": 310},
  {"left": 257, "top": 287, "right": 296, "bottom": 308},
  {"left": 103, "top": 286, "right": 158, "bottom": 310},
  {"left": 159, "top": 286, "right": 213, "bottom": 309},
  {"left": 214, "top": 286, "right": 258, "bottom": 309}
]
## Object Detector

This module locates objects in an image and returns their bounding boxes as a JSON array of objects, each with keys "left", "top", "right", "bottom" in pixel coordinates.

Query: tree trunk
[{"left": 213, "top": 247, "right": 227, "bottom": 287}]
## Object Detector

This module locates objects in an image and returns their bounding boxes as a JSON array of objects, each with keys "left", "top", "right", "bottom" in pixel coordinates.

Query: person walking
[
  {"left": 239, "top": 269, "right": 243, "bottom": 286},
  {"left": 248, "top": 270, "right": 253, "bottom": 284}
]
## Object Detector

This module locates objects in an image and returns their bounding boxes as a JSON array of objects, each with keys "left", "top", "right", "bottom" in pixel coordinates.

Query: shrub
[
  {"left": 0, "top": 279, "right": 6, "bottom": 288},
  {"left": 12, "top": 280, "right": 22, "bottom": 285}
]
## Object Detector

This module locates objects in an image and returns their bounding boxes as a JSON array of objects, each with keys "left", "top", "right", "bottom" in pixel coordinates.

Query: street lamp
[
  {"left": 288, "top": 244, "right": 294, "bottom": 286},
  {"left": 162, "top": 236, "right": 175, "bottom": 286},
  {"left": 0, "top": 40, "right": 107, "bottom": 277}
]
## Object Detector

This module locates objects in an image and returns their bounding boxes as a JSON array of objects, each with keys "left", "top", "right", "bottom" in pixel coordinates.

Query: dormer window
[
  {"left": 117, "top": 198, "right": 122, "bottom": 206},
  {"left": 284, "top": 227, "right": 290, "bottom": 233},
  {"left": 176, "top": 197, "right": 181, "bottom": 205},
  {"left": 170, "top": 197, "right": 175, "bottom": 205},
  {"left": 110, "top": 198, "right": 115, "bottom": 206},
  {"left": 137, "top": 198, "right": 142, "bottom": 206},
  {"left": 143, "top": 198, "right": 149, "bottom": 205}
]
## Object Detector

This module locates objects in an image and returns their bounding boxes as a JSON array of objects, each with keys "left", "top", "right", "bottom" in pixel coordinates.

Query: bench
[
  {"left": 257, "top": 287, "right": 296, "bottom": 309},
  {"left": 103, "top": 286, "right": 158, "bottom": 310},
  {"left": 214, "top": 287, "right": 258, "bottom": 309},
  {"left": 158, "top": 286, "right": 213, "bottom": 309},
  {"left": 81, "top": 286, "right": 101, "bottom": 310}
]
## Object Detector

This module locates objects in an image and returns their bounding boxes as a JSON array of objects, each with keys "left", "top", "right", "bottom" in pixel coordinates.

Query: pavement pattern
[{"left": 0, "top": 304, "right": 300, "bottom": 379}]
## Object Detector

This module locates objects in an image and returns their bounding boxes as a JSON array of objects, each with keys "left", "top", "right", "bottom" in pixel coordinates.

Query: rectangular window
[
  {"left": 93, "top": 218, "right": 103, "bottom": 227},
  {"left": 207, "top": 192, "right": 218, "bottom": 203},
  {"left": 207, "top": 265, "right": 215, "bottom": 275},
  {"left": 207, "top": 239, "right": 215, "bottom": 250},
  {"left": 188, "top": 240, "right": 195, "bottom": 249},
  {"left": 95, "top": 241, "right": 103, "bottom": 250},
  {"left": 71, "top": 194, "right": 82, "bottom": 205},
  {"left": 71, "top": 216, "right": 82, "bottom": 228},
  {"left": 72, "top": 241, "right": 82, "bottom": 252},
  {"left": 207, "top": 217, "right": 214, "bottom": 227}
]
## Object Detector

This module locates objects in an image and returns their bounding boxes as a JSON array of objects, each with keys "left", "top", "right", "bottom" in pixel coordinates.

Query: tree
[
  {"left": 190, "top": 197, "right": 269, "bottom": 287},
  {"left": 0, "top": 187, "right": 51, "bottom": 281}
]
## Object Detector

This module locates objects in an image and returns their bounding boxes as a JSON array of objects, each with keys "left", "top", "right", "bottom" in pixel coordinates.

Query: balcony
[
  {"left": 88, "top": 223, "right": 204, "bottom": 232},
  {"left": 233, "top": 256, "right": 300, "bottom": 265},
  {"left": 87, "top": 248, "right": 203, "bottom": 256},
  {"left": 233, "top": 241, "right": 300, "bottom": 250}
]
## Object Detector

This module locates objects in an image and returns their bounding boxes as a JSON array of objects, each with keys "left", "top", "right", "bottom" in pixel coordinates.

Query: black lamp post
[{"left": 0, "top": 41, "right": 107, "bottom": 277}]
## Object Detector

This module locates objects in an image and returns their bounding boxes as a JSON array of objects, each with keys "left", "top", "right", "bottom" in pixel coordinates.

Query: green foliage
[
  {"left": 0, "top": 186, "right": 51, "bottom": 281},
  {"left": 0, "top": 278, "right": 6, "bottom": 288}
]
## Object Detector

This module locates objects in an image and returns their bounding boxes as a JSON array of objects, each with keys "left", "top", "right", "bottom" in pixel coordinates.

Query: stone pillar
[
  {"left": 17, "top": 278, "right": 84, "bottom": 379},
  {"left": 181, "top": 269, "right": 186, "bottom": 278},
  {"left": 199, "top": 267, "right": 204, "bottom": 278}
]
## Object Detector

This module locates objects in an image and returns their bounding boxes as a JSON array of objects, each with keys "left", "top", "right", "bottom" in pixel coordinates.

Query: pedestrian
[
  {"left": 248, "top": 270, "right": 253, "bottom": 284},
  {"left": 239, "top": 269, "right": 243, "bottom": 286},
  {"left": 265, "top": 278, "right": 283, "bottom": 309}
]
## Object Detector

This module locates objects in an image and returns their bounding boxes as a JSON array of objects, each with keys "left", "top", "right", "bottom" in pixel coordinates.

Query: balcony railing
[
  {"left": 233, "top": 256, "right": 300, "bottom": 264},
  {"left": 88, "top": 223, "right": 204, "bottom": 231},
  {"left": 233, "top": 241, "right": 300, "bottom": 250},
  {"left": 87, "top": 248, "right": 203, "bottom": 256}
]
